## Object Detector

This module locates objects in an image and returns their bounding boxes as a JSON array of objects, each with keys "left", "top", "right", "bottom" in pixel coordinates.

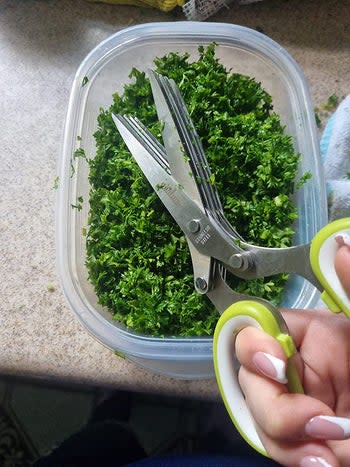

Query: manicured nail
[
  {"left": 300, "top": 456, "right": 333, "bottom": 467},
  {"left": 335, "top": 233, "right": 350, "bottom": 247},
  {"left": 305, "top": 415, "right": 350, "bottom": 440},
  {"left": 252, "top": 352, "right": 287, "bottom": 383}
]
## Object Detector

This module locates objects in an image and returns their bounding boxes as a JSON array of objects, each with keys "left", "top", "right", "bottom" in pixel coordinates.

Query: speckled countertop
[{"left": 0, "top": 0, "right": 349, "bottom": 399}]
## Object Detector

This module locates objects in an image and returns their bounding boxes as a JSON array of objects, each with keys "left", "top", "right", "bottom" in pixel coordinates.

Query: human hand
[{"left": 235, "top": 241, "right": 350, "bottom": 467}]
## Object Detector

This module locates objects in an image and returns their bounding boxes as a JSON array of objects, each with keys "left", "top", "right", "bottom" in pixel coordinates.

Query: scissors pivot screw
[
  {"left": 229, "top": 253, "right": 251, "bottom": 271},
  {"left": 187, "top": 219, "right": 200, "bottom": 233},
  {"left": 195, "top": 277, "right": 208, "bottom": 292}
]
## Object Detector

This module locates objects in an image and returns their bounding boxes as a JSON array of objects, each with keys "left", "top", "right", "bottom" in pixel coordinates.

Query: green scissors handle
[
  {"left": 213, "top": 300, "right": 302, "bottom": 456},
  {"left": 310, "top": 217, "right": 350, "bottom": 316},
  {"left": 213, "top": 218, "right": 350, "bottom": 457}
]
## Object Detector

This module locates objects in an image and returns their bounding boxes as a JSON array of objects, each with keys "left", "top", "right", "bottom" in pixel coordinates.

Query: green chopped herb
[
  {"left": 315, "top": 112, "right": 321, "bottom": 128},
  {"left": 208, "top": 173, "right": 216, "bottom": 186},
  {"left": 71, "top": 148, "right": 88, "bottom": 178},
  {"left": 70, "top": 160, "right": 75, "bottom": 178},
  {"left": 315, "top": 94, "right": 341, "bottom": 127},
  {"left": 73, "top": 147, "right": 88, "bottom": 161},
  {"left": 296, "top": 171, "right": 312, "bottom": 188},
  {"left": 85, "top": 44, "right": 305, "bottom": 337},
  {"left": 323, "top": 94, "right": 339, "bottom": 111},
  {"left": 53, "top": 176, "right": 60, "bottom": 189},
  {"left": 82, "top": 76, "right": 89, "bottom": 87},
  {"left": 71, "top": 196, "right": 83, "bottom": 211}
]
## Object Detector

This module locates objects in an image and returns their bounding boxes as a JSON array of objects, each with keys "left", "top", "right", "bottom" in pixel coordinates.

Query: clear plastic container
[{"left": 57, "top": 22, "right": 327, "bottom": 379}]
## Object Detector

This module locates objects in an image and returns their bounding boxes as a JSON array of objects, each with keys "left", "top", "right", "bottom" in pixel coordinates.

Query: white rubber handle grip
[
  {"left": 310, "top": 218, "right": 350, "bottom": 316},
  {"left": 213, "top": 300, "right": 302, "bottom": 456}
]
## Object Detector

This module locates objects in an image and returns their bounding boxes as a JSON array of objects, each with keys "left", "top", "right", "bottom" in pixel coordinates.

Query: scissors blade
[
  {"left": 149, "top": 70, "right": 245, "bottom": 243},
  {"left": 112, "top": 114, "right": 183, "bottom": 205},
  {"left": 112, "top": 114, "right": 248, "bottom": 282},
  {"left": 112, "top": 114, "right": 247, "bottom": 261},
  {"left": 149, "top": 70, "right": 203, "bottom": 207},
  {"left": 149, "top": 71, "right": 215, "bottom": 292}
]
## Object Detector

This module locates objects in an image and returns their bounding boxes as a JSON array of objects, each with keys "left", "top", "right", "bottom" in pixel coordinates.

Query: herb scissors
[{"left": 112, "top": 70, "right": 350, "bottom": 457}]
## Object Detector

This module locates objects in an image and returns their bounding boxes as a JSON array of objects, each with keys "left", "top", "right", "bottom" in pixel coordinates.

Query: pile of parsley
[{"left": 86, "top": 44, "right": 302, "bottom": 337}]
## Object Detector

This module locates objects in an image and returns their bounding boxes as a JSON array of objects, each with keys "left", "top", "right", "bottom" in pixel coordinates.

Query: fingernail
[
  {"left": 305, "top": 415, "right": 350, "bottom": 440},
  {"left": 252, "top": 352, "right": 287, "bottom": 384},
  {"left": 300, "top": 456, "right": 333, "bottom": 467},
  {"left": 335, "top": 233, "right": 350, "bottom": 247}
]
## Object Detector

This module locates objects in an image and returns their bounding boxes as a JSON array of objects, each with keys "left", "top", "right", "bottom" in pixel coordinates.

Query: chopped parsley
[
  {"left": 53, "top": 176, "right": 60, "bottom": 189},
  {"left": 85, "top": 44, "right": 305, "bottom": 337},
  {"left": 315, "top": 93, "right": 341, "bottom": 128},
  {"left": 71, "top": 195, "right": 83, "bottom": 211}
]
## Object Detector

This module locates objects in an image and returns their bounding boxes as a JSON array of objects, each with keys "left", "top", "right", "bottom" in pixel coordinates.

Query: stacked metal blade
[{"left": 149, "top": 71, "right": 243, "bottom": 242}]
